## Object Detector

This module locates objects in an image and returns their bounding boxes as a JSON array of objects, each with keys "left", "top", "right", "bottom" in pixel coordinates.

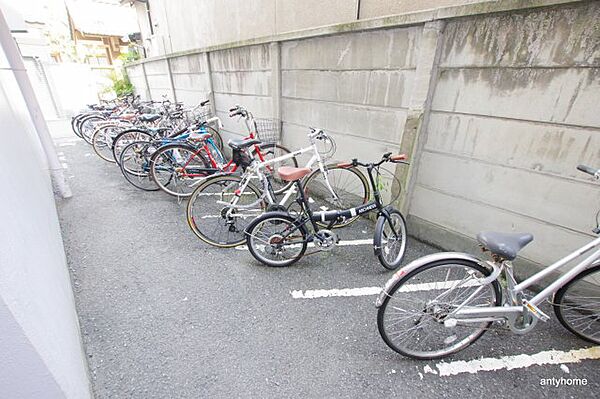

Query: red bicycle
[{"left": 148, "top": 105, "right": 297, "bottom": 197}]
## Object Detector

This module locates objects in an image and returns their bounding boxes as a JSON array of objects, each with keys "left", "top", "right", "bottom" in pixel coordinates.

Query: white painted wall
[{"left": 0, "top": 40, "right": 91, "bottom": 399}]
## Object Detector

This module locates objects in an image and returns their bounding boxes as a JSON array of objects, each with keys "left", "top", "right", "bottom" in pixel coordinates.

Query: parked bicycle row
[{"left": 72, "top": 96, "right": 600, "bottom": 360}]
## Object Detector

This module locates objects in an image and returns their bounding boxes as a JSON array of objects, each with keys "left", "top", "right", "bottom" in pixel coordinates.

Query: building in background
[
  {"left": 2, "top": 0, "right": 141, "bottom": 118},
  {"left": 65, "top": 0, "right": 139, "bottom": 65}
]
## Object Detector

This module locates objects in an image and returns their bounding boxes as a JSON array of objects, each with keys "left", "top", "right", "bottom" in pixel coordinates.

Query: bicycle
[
  {"left": 243, "top": 152, "right": 409, "bottom": 268},
  {"left": 187, "top": 128, "right": 371, "bottom": 248},
  {"left": 376, "top": 164, "right": 600, "bottom": 359},
  {"left": 110, "top": 100, "right": 223, "bottom": 165},
  {"left": 119, "top": 122, "right": 224, "bottom": 191},
  {"left": 149, "top": 105, "right": 295, "bottom": 198}
]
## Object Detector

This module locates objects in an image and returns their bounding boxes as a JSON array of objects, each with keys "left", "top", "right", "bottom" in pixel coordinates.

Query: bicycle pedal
[{"left": 523, "top": 300, "right": 550, "bottom": 322}]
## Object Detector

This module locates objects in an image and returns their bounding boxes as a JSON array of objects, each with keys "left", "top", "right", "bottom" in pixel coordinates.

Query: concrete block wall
[
  {"left": 125, "top": 0, "right": 600, "bottom": 269},
  {"left": 280, "top": 27, "right": 420, "bottom": 163},
  {"left": 210, "top": 44, "right": 274, "bottom": 141},
  {"left": 410, "top": 1, "right": 600, "bottom": 266},
  {"left": 143, "top": 59, "right": 172, "bottom": 101},
  {"left": 169, "top": 53, "right": 211, "bottom": 106},
  {"left": 126, "top": 63, "right": 149, "bottom": 100}
]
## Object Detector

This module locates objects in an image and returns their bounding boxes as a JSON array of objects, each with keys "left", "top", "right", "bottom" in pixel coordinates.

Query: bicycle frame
[
  {"left": 447, "top": 235, "right": 600, "bottom": 326},
  {"left": 253, "top": 161, "right": 398, "bottom": 246},
  {"left": 219, "top": 138, "right": 336, "bottom": 213}
]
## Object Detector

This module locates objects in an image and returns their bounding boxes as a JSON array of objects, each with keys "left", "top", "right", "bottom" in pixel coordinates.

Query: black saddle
[
  {"left": 476, "top": 231, "right": 534, "bottom": 260},
  {"left": 228, "top": 139, "right": 261, "bottom": 150},
  {"left": 139, "top": 114, "right": 161, "bottom": 123}
]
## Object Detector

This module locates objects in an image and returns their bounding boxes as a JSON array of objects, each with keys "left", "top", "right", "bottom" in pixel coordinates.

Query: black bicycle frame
[{"left": 277, "top": 162, "right": 399, "bottom": 244}]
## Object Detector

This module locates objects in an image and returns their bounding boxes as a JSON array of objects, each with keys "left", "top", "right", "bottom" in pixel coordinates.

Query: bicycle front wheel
[
  {"left": 374, "top": 208, "right": 407, "bottom": 270},
  {"left": 119, "top": 141, "right": 160, "bottom": 191},
  {"left": 112, "top": 129, "right": 154, "bottom": 164},
  {"left": 92, "top": 124, "right": 120, "bottom": 162},
  {"left": 150, "top": 143, "right": 212, "bottom": 197},
  {"left": 554, "top": 265, "right": 600, "bottom": 344},
  {"left": 187, "top": 175, "right": 263, "bottom": 247},
  {"left": 378, "top": 259, "right": 501, "bottom": 359},
  {"left": 303, "top": 164, "right": 370, "bottom": 227}
]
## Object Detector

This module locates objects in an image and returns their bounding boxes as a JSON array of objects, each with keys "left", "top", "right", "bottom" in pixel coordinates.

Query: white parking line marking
[
  {"left": 236, "top": 238, "right": 373, "bottom": 251},
  {"left": 290, "top": 279, "right": 479, "bottom": 299},
  {"left": 291, "top": 286, "right": 381, "bottom": 299},
  {"left": 429, "top": 346, "right": 600, "bottom": 377}
]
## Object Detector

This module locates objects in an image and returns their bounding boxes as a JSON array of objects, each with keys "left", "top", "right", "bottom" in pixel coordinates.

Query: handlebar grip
[
  {"left": 577, "top": 164, "right": 598, "bottom": 176},
  {"left": 200, "top": 99, "right": 210, "bottom": 107},
  {"left": 229, "top": 106, "right": 238, "bottom": 112},
  {"left": 390, "top": 154, "right": 407, "bottom": 162}
]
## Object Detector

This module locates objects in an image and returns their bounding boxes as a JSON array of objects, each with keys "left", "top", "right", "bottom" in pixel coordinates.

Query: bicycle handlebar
[
  {"left": 577, "top": 164, "right": 599, "bottom": 178},
  {"left": 338, "top": 152, "right": 409, "bottom": 169},
  {"left": 229, "top": 105, "right": 248, "bottom": 118}
]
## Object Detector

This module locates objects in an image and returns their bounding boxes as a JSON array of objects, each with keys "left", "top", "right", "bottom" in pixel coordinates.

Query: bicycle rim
[
  {"left": 378, "top": 260, "right": 501, "bottom": 359},
  {"left": 151, "top": 145, "right": 211, "bottom": 197},
  {"left": 247, "top": 216, "right": 307, "bottom": 266},
  {"left": 187, "top": 175, "right": 263, "bottom": 247},
  {"left": 554, "top": 265, "right": 600, "bottom": 344}
]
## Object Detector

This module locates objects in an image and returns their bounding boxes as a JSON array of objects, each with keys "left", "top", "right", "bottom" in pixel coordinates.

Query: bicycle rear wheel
[
  {"left": 378, "top": 259, "right": 501, "bottom": 359},
  {"left": 554, "top": 265, "right": 600, "bottom": 344},
  {"left": 246, "top": 212, "right": 308, "bottom": 267},
  {"left": 303, "top": 164, "right": 370, "bottom": 227},
  {"left": 187, "top": 175, "right": 263, "bottom": 247}
]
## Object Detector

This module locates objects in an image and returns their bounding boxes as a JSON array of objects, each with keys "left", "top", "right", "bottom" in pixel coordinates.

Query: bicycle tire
[
  {"left": 378, "top": 259, "right": 502, "bottom": 360},
  {"left": 246, "top": 212, "right": 308, "bottom": 267},
  {"left": 553, "top": 264, "right": 600, "bottom": 344},
  {"left": 71, "top": 114, "right": 85, "bottom": 137},
  {"left": 79, "top": 115, "right": 106, "bottom": 144},
  {"left": 92, "top": 124, "right": 121, "bottom": 163},
  {"left": 187, "top": 174, "right": 264, "bottom": 248},
  {"left": 112, "top": 129, "right": 154, "bottom": 164},
  {"left": 374, "top": 208, "right": 408, "bottom": 270},
  {"left": 119, "top": 141, "right": 160, "bottom": 191},
  {"left": 149, "top": 143, "right": 212, "bottom": 197}
]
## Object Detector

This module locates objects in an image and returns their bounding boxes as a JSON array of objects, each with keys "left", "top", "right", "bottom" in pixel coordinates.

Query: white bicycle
[
  {"left": 186, "top": 118, "right": 370, "bottom": 248},
  {"left": 377, "top": 164, "right": 600, "bottom": 359}
]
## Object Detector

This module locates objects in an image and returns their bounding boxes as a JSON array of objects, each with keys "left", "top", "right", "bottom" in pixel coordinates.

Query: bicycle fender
[
  {"left": 373, "top": 206, "right": 396, "bottom": 256},
  {"left": 374, "top": 252, "right": 488, "bottom": 308}
]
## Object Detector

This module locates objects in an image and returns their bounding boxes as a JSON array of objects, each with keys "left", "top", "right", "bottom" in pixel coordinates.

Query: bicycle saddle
[
  {"left": 277, "top": 167, "right": 311, "bottom": 182},
  {"left": 228, "top": 139, "right": 261, "bottom": 150},
  {"left": 139, "top": 113, "right": 161, "bottom": 122},
  {"left": 476, "top": 231, "right": 534, "bottom": 260}
]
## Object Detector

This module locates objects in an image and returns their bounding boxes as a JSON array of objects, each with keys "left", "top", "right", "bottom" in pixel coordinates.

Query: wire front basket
[
  {"left": 254, "top": 118, "right": 281, "bottom": 143},
  {"left": 184, "top": 108, "right": 212, "bottom": 124}
]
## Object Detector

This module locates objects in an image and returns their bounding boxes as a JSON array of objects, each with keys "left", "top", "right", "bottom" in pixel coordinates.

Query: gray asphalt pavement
[{"left": 55, "top": 138, "right": 598, "bottom": 398}]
